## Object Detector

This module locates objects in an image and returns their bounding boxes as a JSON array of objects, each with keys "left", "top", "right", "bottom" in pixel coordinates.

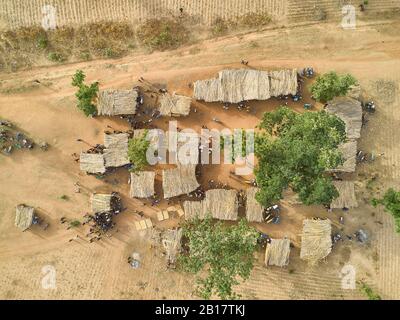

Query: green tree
[
  {"left": 310, "top": 71, "right": 357, "bottom": 102},
  {"left": 371, "top": 188, "right": 400, "bottom": 233},
  {"left": 254, "top": 106, "right": 346, "bottom": 207},
  {"left": 178, "top": 217, "right": 259, "bottom": 300},
  {"left": 71, "top": 70, "right": 99, "bottom": 117},
  {"left": 128, "top": 130, "right": 150, "bottom": 172}
]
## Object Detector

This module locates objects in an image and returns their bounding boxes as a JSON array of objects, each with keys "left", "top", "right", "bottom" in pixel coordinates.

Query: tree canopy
[
  {"left": 254, "top": 106, "right": 346, "bottom": 207},
  {"left": 371, "top": 188, "right": 400, "bottom": 233},
  {"left": 310, "top": 71, "right": 357, "bottom": 103},
  {"left": 71, "top": 70, "right": 99, "bottom": 117},
  {"left": 127, "top": 130, "right": 150, "bottom": 172},
  {"left": 178, "top": 217, "right": 259, "bottom": 300}
]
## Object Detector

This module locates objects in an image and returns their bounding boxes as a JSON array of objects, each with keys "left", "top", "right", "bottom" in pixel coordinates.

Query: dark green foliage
[
  {"left": 128, "top": 130, "right": 150, "bottom": 172},
  {"left": 254, "top": 106, "right": 346, "bottom": 207},
  {"left": 178, "top": 217, "right": 259, "bottom": 300},
  {"left": 371, "top": 188, "right": 400, "bottom": 233},
  {"left": 71, "top": 70, "right": 99, "bottom": 117},
  {"left": 69, "top": 220, "right": 81, "bottom": 228},
  {"left": 48, "top": 52, "right": 65, "bottom": 62},
  {"left": 310, "top": 71, "right": 357, "bottom": 102}
]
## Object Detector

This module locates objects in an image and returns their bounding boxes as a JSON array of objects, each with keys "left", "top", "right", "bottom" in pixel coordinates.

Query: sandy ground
[{"left": 1, "top": 19, "right": 400, "bottom": 300}]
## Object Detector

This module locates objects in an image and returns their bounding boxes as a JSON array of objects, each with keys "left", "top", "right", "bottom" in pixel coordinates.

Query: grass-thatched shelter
[
  {"left": 204, "top": 189, "right": 238, "bottom": 220},
  {"left": 162, "top": 164, "right": 199, "bottom": 198},
  {"left": 97, "top": 89, "right": 138, "bottom": 116},
  {"left": 265, "top": 238, "right": 291, "bottom": 267},
  {"left": 159, "top": 93, "right": 191, "bottom": 117},
  {"left": 246, "top": 187, "right": 264, "bottom": 222},
  {"left": 130, "top": 171, "right": 155, "bottom": 198},
  {"left": 80, "top": 153, "right": 106, "bottom": 174},
  {"left": 183, "top": 201, "right": 204, "bottom": 220},
  {"left": 103, "top": 133, "right": 129, "bottom": 168},
  {"left": 161, "top": 228, "right": 183, "bottom": 265},
  {"left": 327, "top": 140, "right": 357, "bottom": 173},
  {"left": 15, "top": 204, "right": 35, "bottom": 231},
  {"left": 193, "top": 69, "right": 298, "bottom": 103},
  {"left": 91, "top": 193, "right": 113, "bottom": 213},
  {"left": 300, "top": 219, "right": 332, "bottom": 264},
  {"left": 331, "top": 181, "right": 358, "bottom": 209},
  {"left": 326, "top": 97, "right": 362, "bottom": 140}
]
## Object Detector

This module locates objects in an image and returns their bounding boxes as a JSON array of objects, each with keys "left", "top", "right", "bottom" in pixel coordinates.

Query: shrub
[
  {"left": 371, "top": 188, "right": 400, "bottom": 233},
  {"left": 310, "top": 71, "right": 357, "bottom": 102},
  {"left": 128, "top": 130, "right": 150, "bottom": 171},
  {"left": 48, "top": 52, "right": 65, "bottom": 62},
  {"left": 71, "top": 70, "right": 99, "bottom": 117}
]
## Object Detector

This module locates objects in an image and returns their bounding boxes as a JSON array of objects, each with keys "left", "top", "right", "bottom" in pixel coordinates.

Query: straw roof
[
  {"left": 104, "top": 133, "right": 129, "bottom": 168},
  {"left": 327, "top": 140, "right": 357, "bottom": 173},
  {"left": 265, "top": 238, "right": 291, "bottom": 267},
  {"left": 97, "top": 89, "right": 138, "bottom": 116},
  {"left": 331, "top": 181, "right": 358, "bottom": 209},
  {"left": 204, "top": 189, "right": 238, "bottom": 221},
  {"left": 193, "top": 69, "right": 298, "bottom": 103},
  {"left": 80, "top": 153, "right": 106, "bottom": 174},
  {"left": 183, "top": 201, "right": 205, "bottom": 220},
  {"left": 162, "top": 164, "right": 199, "bottom": 198},
  {"left": 91, "top": 193, "right": 113, "bottom": 213},
  {"left": 130, "top": 171, "right": 155, "bottom": 198},
  {"left": 15, "top": 204, "right": 35, "bottom": 231},
  {"left": 159, "top": 93, "right": 191, "bottom": 116},
  {"left": 326, "top": 97, "right": 362, "bottom": 140},
  {"left": 246, "top": 187, "right": 264, "bottom": 222},
  {"left": 300, "top": 219, "right": 332, "bottom": 264},
  {"left": 161, "top": 228, "right": 183, "bottom": 264}
]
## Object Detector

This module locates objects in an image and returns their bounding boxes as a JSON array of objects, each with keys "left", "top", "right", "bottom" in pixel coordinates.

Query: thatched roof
[
  {"left": 331, "top": 181, "right": 358, "bottom": 209},
  {"left": 193, "top": 69, "right": 298, "bottom": 103},
  {"left": 183, "top": 201, "right": 205, "bottom": 220},
  {"left": 161, "top": 228, "right": 183, "bottom": 264},
  {"left": 183, "top": 189, "right": 238, "bottom": 221},
  {"left": 130, "top": 171, "right": 155, "bottom": 198},
  {"left": 327, "top": 140, "right": 357, "bottom": 173},
  {"left": 97, "top": 89, "right": 138, "bottom": 116},
  {"left": 15, "top": 204, "right": 35, "bottom": 231},
  {"left": 204, "top": 189, "right": 238, "bottom": 220},
  {"left": 162, "top": 164, "right": 199, "bottom": 198},
  {"left": 300, "top": 219, "right": 332, "bottom": 264},
  {"left": 159, "top": 93, "right": 191, "bottom": 116},
  {"left": 246, "top": 187, "right": 264, "bottom": 222},
  {"left": 91, "top": 193, "right": 113, "bottom": 213},
  {"left": 80, "top": 153, "right": 106, "bottom": 174},
  {"left": 265, "top": 238, "right": 291, "bottom": 267},
  {"left": 104, "top": 133, "right": 129, "bottom": 168},
  {"left": 326, "top": 97, "right": 362, "bottom": 140}
]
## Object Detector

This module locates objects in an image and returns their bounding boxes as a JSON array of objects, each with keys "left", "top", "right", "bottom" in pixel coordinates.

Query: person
[{"left": 241, "top": 59, "right": 249, "bottom": 65}]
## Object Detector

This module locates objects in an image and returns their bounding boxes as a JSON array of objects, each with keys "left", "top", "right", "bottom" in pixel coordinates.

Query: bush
[
  {"left": 137, "top": 18, "right": 189, "bottom": 51},
  {"left": 128, "top": 130, "right": 150, "bottom": 171},
  {"left": 371, "top": 188, "right": 400, "bottom": 233},
  {"left": 71, "top": 70, "right": 99, "bottom": 117},
  {"left": 36, "top": 35, "right": 48, "bottom": 49},
  {"left": 48, "top": 52, "right": 65, "bottom": 62},
  {"left": 310, "top": 71, "right": 357, "bottom": 102},
  {"left": 358, "top": 281, "right": 381, "bottom": 300},
  {"left": 69, "top": 220, "right": 81, "bottom": 228}
]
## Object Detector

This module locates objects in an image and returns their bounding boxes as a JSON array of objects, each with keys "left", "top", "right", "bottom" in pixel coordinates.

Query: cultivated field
[{"left": 1, "top": 10, "right": 400, "bottom": 300}]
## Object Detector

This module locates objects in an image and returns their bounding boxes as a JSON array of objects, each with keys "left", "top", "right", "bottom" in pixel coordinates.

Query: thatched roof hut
[
  {"left": 326, "top": 97, "right": 362, "bottom": 140},
  {"left": 183, "top": 201, "right": 205, "bottom": 220},
  {"left": 15, "top": 204, "right": 35, "bottom": 231},
  {"left": 159, "top": 93, "right": 191, "bottom": 117},
  {"left": 331, "top": 181, "right": 358, "bottom": 209},
  {"left": 327, "top": 140, "right": 357, "bottom": 173},
  {"left": 97, "top": 89, "right": 138, "bottom": 116},
  {"left": 91, "top": 193, "right": 113, "bottom": 213},
  {"left": 204, "top": 189, "right": 238, "bottom": 221},
  {"left": 193, "top": 69, "right": 298, "bottom": 103},
  {"left": 300, "top": 219, "right": 332, "bottom": 264},
  {"left": 161, "top": 228, "right": 183, "bottom": 265},
  {"left": 246, "top": 187, "right": 264, "bottom": 222},
  {"left": 265, "top": 238, "right": 291, "bottom": 267},
  {"left": 80, "top": 153, "right": 106, "bottom": 174},
  {"left": 103, "top": 133, "right": 129, "bottom": 168},
  {"left": 130, "top": 171, "right": 155, "bottom": 198},
  {"left": 162, "top": 164, "right": 199, "bottom": 198}
]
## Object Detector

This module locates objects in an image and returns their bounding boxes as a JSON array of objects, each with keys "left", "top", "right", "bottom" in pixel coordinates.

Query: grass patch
[
  {"left": 69, "top": 220, "right": 81, "bottom": 228},
  {"left": 238, "top": 13, "right": 271, "bottom": 28},
  {"left": 48, "top": 52, "right": 65, "bottom": 62},
  {"left": 358, "top": 281, "right": 381, "bottom": 300},
  {"left": 136, "top": 18, "right": 189, "bottom": 51},
  {"left": 60, "top": 195, "right": 69, "bottom": 200}
]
